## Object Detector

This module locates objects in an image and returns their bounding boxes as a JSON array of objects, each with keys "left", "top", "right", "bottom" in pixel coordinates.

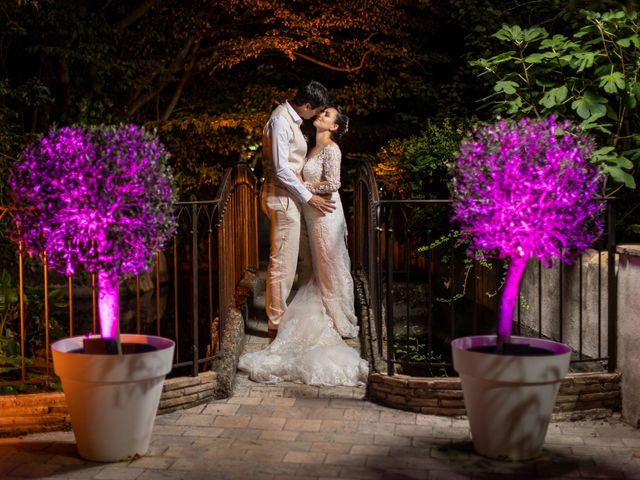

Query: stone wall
[
  {"left": 369, "top": 374, "right": 465, "bottom": 416},
  {"left": 0, "top": 371, "right": 218, "bottom": 437},
  {"left": 555, "top": 372, "right": 621, "bottom": 418},
  {"left": 158, "top": 371, "right": 218, "bottom": 414},
  {"left": 369, "top": 371, "right": 621, "bottom": 419},
  {"left": 0, "top": 393, "right": 69, "bottom": 436},
  {"left": 518, "top": 249, "right": 613, "bottom": 360}
]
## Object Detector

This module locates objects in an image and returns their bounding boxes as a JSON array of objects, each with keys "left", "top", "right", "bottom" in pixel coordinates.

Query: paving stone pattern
[{"left": 1, "top": 333, "right": 640, "bottom": 479}]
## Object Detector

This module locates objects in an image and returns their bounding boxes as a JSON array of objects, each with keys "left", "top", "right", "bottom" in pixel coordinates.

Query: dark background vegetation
[
  {"left": 2, "top": 0, "right": 635, "bottom": 198},
  {"left": 1, "top": 0, "right": 638, "bottom": 387}
]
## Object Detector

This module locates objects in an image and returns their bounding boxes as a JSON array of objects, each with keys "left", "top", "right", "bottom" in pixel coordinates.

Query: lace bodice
[{"left": 303, "top": 143, "right": 341, "bottom": 194}]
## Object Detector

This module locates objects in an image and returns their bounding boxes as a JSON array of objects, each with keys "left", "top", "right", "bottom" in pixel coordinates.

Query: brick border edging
[
  {"left": 355, "top": 270, "right": 622, "bottom": 419},
  {"left": 0, "top": 392, "right": 69, "bottom": 437},
  {"left": 0, "top": 371, "right": 218, "bottom": 437},
  {"left": 158, "top": 371, "right": 218, "bottom": 414},
  {"left": 368, "top": 371, "right": 621, "bottom": 418}
]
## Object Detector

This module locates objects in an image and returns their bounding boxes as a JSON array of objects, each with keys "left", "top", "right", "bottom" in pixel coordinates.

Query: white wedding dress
[{"left": 239, "top": 144, "right": 368, "bottom": 386}]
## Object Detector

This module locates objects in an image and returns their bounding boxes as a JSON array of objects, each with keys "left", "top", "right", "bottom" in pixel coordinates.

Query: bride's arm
[{"left": 304, "top": 145, "right": 341, "bottom": 194}]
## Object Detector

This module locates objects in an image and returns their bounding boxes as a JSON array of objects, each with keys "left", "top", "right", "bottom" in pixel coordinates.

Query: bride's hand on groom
[{"left": 308, "top": 194, "right": 336, "bottom": 214}]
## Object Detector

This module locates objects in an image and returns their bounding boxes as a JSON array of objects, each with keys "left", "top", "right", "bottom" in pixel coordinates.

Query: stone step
[
  {"left": 237, "top": 334, "right": 367, "bottom": 400},
  {"left": 235, "top": 370, "right": 367, "bottom": 400},
  {"left": 253, "top": 291, "right": 266, "bottom": 311},
  {"left": 245, "top": 316, "right": 268, "bottom": 334}
]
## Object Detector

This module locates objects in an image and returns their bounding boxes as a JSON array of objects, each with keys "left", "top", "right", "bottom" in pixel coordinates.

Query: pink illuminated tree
[
  {"left": 8, "top": 125, "right": 176, "bottom": 351},
  {"left": 450, "top": 116, "right": 604, "bottom": 348}
]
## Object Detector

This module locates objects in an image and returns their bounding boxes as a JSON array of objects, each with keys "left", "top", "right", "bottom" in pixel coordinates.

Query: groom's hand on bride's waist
[{"left": 308, "top": 194, "right": 336, "bottom": 214}]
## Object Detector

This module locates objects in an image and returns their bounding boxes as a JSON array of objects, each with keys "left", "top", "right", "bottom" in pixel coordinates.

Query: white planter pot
[
  {"left": 451, "top": 335, "right": 571, "bottom": 461},
  {"left": 52, "top": 334, "right": 175, "bottom": 462}
]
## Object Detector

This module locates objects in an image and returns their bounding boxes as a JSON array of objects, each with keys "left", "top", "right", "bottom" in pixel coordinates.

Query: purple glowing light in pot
[
  {"left": 8, "top": 125, "right": 177, "bottom": 341},
  {"left": 450, "top": 116, "right": 604, "bottom": 342}
]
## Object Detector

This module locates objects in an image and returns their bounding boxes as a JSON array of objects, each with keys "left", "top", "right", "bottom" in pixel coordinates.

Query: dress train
[{"left": 238, "top": 278, "right": 368, "bottom": 386}]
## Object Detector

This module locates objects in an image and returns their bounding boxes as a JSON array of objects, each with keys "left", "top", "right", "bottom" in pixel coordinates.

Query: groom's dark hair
[{"left": 292, "top": 80, "right": 329, "bottom": 109}]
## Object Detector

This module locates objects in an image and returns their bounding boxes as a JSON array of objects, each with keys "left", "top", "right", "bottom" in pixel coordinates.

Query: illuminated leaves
[
  {"left": 571, "top": 90, "right": 607, "bottom": 120},
  {"left": 374, "top": 120, "right": 464, "bottom": 199},
  {"left": 203, "top": 0, "right": 411, "bottom": 74},
  {"left": 599, "top": 71, "right": 626, "bottom": 94},
  {"left": 158, "top": 111, "right": 268, "bottom": 196},
  {"left": 494, "top": 80, "right": 518, "bottom": 95},
  {"left": 539, "top": 85, "right": 568, "bottom": 109},
  {"left": 451, "top": 117, "right": 605, "bottom": 266},
  {"left": 8, "top": 125, "right": 177, "bottom": 277},
  {"left": 471, "top": 9, "right": 640, "bottom": 191}
]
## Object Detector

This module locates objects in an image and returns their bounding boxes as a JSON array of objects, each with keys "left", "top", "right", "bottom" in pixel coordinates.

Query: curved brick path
[{"left": 1, "top": 332, "right": 640, "bottom": 479}]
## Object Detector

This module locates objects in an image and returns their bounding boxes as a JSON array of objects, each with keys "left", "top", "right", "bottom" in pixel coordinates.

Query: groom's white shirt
[{"left": 265, "top": 100, "right": 312, "bottom": 203}]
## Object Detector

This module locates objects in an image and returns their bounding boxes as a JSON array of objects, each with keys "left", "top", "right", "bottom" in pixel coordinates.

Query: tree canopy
[{"left": 1, "top": 0, "right": 634, "bottom": 199}]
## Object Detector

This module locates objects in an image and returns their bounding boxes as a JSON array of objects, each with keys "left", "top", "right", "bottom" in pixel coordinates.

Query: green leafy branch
[
  {"left": 471, "top": 9, "right": 640, "bottom": 192},
  {"left": 417, "top": 232, "right": 495, "bottom": 304},
  {"left": 393, "top": 334, "right": 448, "bottom": 377}
]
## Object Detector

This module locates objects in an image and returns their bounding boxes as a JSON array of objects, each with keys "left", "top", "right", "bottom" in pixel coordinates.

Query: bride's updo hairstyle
[{"left": 330, "top": 106, "right": 349, "bottom": 143}]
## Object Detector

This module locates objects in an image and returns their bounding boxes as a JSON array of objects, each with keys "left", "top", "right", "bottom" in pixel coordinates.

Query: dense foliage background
[
  {"left": 1, "top": 0, "right": 637, "bottom": 216},
  {"left": 1, "top": 0, "right": 638, "bottom": 389}
]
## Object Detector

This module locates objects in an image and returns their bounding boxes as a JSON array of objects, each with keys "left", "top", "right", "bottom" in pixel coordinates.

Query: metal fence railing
[
  {"left": 352, "top": 160, "right": 617, "bottom": 377},
  {"left": 0, "top": 163, "right": 258, "bottom": 391}
]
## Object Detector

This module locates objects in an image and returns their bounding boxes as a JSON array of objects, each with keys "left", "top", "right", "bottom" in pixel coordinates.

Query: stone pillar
[{"left": 617, "top": 244, "right": 640, "bottom": 428}]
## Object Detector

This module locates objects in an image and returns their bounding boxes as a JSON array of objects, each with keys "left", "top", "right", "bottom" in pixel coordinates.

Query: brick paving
[{"left": 1, "top": 333, "right": 640, "bottom": 479}]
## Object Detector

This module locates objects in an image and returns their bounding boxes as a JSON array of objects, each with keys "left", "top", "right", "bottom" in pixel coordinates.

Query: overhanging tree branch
[
  {"left": 161, "top": 39, "right": 201, "bottom": 121},
  {"left": 113, "top": 0, "right": 161, "bottom": 32},
  {"left": 292, "top": 48, "right": 375, "bottom": 73},
  {"left": 127, "top": 36, "right": 197, "bottom": 116}
]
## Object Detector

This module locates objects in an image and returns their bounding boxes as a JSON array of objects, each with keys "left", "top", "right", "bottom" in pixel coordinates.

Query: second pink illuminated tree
[{"left": 450, "top": 116, "right": 605, "bottom": 348}]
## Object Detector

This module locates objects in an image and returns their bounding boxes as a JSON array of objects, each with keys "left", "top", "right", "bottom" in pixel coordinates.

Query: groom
[{"left": 262, "top": 80, "right": 335, "bottom": 339}]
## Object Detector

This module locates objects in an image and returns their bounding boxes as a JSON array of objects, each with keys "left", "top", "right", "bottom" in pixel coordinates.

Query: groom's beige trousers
[{"left": 262, "top": 183, "right": 312, "bottom": 330}]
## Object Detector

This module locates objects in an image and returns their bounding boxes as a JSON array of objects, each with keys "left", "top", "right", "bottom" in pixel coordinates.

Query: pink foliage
[
  {"left": 451, "top": 116, "right": 604, "bottom": 266},
  {"left": 9, "top": 124, "right": 176, "bottom": 341},
  {"left": 450, "top": 116, "right": 604, "bottom": 341},
  {"left": 9, "top": 125, "right": 176, "bottom": 277}
]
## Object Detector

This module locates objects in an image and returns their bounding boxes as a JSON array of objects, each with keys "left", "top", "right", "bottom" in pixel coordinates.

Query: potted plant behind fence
[
  {"left": 449, "top": 116, "right": 604, "bottom": 460},
  {"left": 8, "top": 124, "right": 177, "bottom": 462}
]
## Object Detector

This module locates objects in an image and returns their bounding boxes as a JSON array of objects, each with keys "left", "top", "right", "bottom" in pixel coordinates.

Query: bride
[{"left": 238, "top": 106, "right": 368, "bottom": 386}]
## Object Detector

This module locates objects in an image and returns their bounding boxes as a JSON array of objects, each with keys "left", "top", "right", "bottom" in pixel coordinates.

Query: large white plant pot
[
  {"left": 52, "top": 334, "right": 175, "bottom": 462},
  {"left": 452, "top": 335, "right": 571, "bottom": 461}
]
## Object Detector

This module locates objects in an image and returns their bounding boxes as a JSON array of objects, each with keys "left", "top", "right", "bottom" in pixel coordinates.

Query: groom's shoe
[{"left": 267, "top": 328, "right": 278, "bottom": 340}]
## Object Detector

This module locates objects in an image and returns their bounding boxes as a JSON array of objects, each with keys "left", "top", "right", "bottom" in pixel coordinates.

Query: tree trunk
[
  {"left": 97, "top": 269, "right": 121, "bottom": 350},
  {"left": 497, "top": 256, "right": 527, "bottom": 348}
]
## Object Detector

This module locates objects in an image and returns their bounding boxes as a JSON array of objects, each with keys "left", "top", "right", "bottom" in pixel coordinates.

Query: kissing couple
[{"left": 239, "top": 80, "right": 368, "bottom": 386}]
